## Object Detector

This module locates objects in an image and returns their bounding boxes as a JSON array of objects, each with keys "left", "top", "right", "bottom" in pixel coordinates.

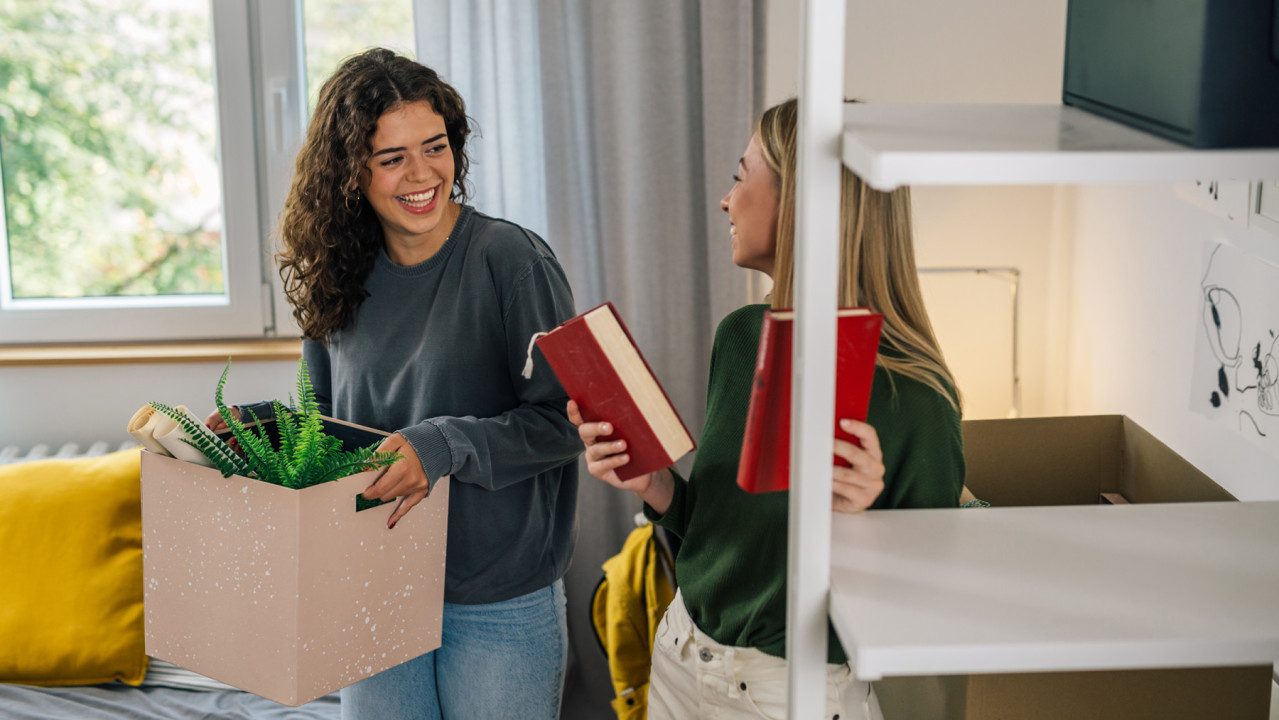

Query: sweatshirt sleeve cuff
[
  {"left": 399, "top": 421, "right": 453, "bottom": 491},
  {"left": 236, "top": 401, "right": 276, "bottom": 424},
  {"left": 643, "top": 468, "right": 687, "bottom": 535}
]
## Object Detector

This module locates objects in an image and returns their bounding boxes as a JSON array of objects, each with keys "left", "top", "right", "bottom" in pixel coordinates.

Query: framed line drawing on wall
[{"left": 1192, "top": 242, "right": 1279, "bottom": 458}]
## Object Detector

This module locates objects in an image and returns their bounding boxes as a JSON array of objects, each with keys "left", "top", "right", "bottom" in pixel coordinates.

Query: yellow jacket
[{"left": 591, "top": 521, "right": 676, "bottom": 719}]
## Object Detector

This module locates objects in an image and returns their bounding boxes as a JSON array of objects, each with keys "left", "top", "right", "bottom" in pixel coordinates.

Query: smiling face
[
  {"left": 359, "top": 100, "right": 460, "bottom": 265},
  {"left": 720, "top": 132, "right": 780, "bottom": 277}
]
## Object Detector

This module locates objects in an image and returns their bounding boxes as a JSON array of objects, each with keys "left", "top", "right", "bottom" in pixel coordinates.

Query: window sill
[{"left": 0, "top": 338, "right": 303, "bottom": 367}]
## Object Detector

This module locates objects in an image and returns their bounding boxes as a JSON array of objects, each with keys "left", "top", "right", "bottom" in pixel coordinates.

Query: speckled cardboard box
[{"left": 140, "top": 451, "right": 449, "bottom": 706}]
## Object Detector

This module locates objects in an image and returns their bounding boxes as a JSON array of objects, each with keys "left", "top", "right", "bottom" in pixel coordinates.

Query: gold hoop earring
[{"left": 345, "top": 190, "right": 361, "bottom": 213}]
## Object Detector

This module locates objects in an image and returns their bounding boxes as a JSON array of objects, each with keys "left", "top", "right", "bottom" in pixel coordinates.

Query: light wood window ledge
[{"left": 0, "top": 338, "right": 303, "bottom": 367}]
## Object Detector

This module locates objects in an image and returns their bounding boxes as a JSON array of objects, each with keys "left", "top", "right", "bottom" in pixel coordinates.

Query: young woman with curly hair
[
  {"left": 212, "top": 48, "right": 580, "bottom": 719},
  {"left": 570, "top": 98, "right": 966, "bottom": 720}
]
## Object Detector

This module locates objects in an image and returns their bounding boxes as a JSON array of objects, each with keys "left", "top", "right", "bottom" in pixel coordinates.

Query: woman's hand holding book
[
  {"left": 830, "top": 418, "right": 885, "bottom": 514},
  {"left": 568, "top": 399, "right": 676, "bottom": 514}
]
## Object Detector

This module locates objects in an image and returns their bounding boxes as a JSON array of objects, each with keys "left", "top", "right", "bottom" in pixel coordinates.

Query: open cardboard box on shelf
[
  {"left": 139, "top": 419, "right": 449, "bottom": 706},
  {"left": 873, "top": 415, "right": 1272, "bottom": 720}
]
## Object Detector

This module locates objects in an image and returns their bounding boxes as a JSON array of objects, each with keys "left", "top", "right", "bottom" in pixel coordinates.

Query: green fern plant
[{"left": 150, "top": 359, "right": 402, "bottom": 490}]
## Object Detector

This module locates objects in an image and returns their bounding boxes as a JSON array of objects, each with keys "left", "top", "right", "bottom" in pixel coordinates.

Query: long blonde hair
[{"left": 759, "top": 99, "right": 960, "bottom": 411}]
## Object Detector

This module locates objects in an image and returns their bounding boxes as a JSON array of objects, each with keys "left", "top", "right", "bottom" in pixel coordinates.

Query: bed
[
  {"left": 0, "top": 448, "right": 341, "bottom": 719},
  {"left": 0, "top": 668, "right": 340, "bottom": 720}
]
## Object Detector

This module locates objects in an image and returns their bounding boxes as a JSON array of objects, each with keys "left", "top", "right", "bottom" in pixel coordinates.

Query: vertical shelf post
[{"left": 786, "top": 0, "right": 846, "bottom": 717}]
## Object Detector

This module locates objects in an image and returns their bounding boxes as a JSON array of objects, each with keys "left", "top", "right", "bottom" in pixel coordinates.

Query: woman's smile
[{"left": 397, "top": 185, "right": 440, "bottom": 214}]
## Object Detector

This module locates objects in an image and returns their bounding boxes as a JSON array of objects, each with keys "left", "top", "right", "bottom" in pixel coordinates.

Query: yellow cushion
[{"left": 0, "top": 448, "right": 148, "bottom": 686}]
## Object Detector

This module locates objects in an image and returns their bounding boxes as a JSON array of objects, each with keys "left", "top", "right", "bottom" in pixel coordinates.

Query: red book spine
[
  {"left": 535, "top": 304, "right": 680, "bottom": 480},
  {"left": 830, "top": 312, "right": 883, "bottom": 465},
  {"left": 741, "top": 313, "right": 777, "bottom": 493},
  {"left": 737, "top": 310, "right": 883, "bottom": 494},
  {"left": 738, "top": 312, "right": 786, "bottom": 493}
]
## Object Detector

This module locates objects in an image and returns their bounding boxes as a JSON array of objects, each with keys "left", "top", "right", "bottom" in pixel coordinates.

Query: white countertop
[{"left": 829, "top": 500, "right": 1279, "bottom": 681}]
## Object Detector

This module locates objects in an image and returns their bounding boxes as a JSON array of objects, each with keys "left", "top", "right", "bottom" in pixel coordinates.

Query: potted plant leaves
[{"left": 146, "top": 359, "right": 401, "bottom": 494}]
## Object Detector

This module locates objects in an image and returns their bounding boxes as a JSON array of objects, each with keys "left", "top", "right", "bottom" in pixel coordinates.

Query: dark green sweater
[{"left": 649, "top": 304, "right": 965, "bottom": 664}]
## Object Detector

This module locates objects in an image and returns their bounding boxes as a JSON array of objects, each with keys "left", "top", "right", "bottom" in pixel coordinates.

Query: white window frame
[
  {"left": 251, "top": 0, "right": 307, "bottom": 340},
  {"left": 0, "top": 0, "right": 306, "bottom": 344}
]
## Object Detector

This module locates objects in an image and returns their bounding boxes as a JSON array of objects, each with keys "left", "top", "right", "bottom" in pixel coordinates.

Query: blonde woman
[{"left": 569, "top": 98, "right": 965, "bottom": 719}]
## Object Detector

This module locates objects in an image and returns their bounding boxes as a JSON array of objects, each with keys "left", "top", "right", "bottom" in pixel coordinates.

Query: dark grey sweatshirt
[{"left": 298, "top": 206, "right": 581, "bottom": 604}]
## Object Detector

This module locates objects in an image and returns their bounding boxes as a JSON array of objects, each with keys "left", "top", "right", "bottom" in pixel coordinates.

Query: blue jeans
[{"left": 340, "top": 580, "right": 567, "bottom": 720}]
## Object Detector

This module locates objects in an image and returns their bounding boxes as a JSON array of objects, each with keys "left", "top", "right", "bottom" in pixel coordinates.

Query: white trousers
[{"left": 648, "top": 591, "right": 884, "bottom": 720}]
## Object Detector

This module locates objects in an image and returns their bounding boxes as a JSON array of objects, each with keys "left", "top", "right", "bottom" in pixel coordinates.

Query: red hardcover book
[
  {"left": 535, "top": 302, "right": 695, "bottom": 480},
  {"left": 737, "top": 308, "right": 883, "bottom": 494}
]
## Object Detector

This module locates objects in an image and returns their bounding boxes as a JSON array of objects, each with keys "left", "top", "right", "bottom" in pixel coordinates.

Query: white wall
[
  {"left": 0, "top": 359, "right": 298, "bottom": 453},
  {"left": 763, "top": 0, "right": 1279, "bottom": 499},
  {"left": 1068, "top": 185, "right": 1279, "bottom": 500},
  {"left": 763, "top": 0, "right": 1066, "bottom": 106}
]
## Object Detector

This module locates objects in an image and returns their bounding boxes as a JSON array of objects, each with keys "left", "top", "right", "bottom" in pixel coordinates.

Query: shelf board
[
  {"left": 842, "top": 103, "right": 1279, "bottom": 190},
  {"left": 829, "top": 501, "right": 1279, "bottom": 681}
]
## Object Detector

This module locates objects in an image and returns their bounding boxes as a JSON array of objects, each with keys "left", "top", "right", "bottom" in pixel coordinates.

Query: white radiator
[{"left": 0, "top": 440, "right": 139, "bottom": 465}]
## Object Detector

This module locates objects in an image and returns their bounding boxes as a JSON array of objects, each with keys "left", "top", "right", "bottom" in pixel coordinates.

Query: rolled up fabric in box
[
  {"left": 126, "top": 404, "right": 171, "bottom": 456},
  {"left": 151, "top": 405, "right": 218, "bottom": 468}
]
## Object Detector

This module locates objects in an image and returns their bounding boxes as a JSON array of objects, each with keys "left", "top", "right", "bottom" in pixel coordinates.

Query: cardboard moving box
[
  {"left": 873, "top": 415, "right": 1271, "bottom": 720},
  {"left": 141, "top": 451, "right": 449, "bottom": 706},
  {"left": 962, "top": 415, "right": 1236, "bottom": 506}
]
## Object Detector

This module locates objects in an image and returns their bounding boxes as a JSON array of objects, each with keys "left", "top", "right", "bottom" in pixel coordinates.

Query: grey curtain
[
  {"left": 413, "top": 0, "right": 551, "bottom": 237},
  {"left": 418, "top": 2, "right": 764, "bottom": 716}
]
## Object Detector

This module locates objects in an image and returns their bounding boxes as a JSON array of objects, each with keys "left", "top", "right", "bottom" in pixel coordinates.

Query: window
[
  {"left": 2, "top": 2, "right": 223, "bottom": 302},
  {"left": 0, "top": 0, "right": 267, "bottom": 342},
  {"left": 301, "top": 0, "right": 417, "bottom": 112},
  {"left": 0, "top": 0, "right": 415, "bottom": 345}
]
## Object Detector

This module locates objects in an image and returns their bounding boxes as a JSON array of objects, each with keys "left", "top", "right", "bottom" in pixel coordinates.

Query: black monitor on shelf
[{"left": 1063, "top": 0, "right": 1279, "bottom": 148}]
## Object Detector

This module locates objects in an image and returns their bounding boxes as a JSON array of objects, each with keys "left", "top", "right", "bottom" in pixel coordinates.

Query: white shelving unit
[
  {"left": 786, "top": 9, "right": 1279, "bottom": 720},
  {"left": 785, "top": 1, "right": 846, "bottom": 717}
]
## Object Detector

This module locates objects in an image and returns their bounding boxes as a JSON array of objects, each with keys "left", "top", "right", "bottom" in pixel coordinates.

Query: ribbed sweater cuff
[
  {"left": 399, "top": 421, "right": 453, "bottom": 491},
  {"left": 236, "top": 400, "right": 276, "bottom": 424}
]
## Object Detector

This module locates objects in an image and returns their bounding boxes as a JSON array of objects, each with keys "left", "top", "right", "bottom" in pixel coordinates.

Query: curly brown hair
[{"left": 276, "top": 48, "right": 472, "bottom": 342}]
